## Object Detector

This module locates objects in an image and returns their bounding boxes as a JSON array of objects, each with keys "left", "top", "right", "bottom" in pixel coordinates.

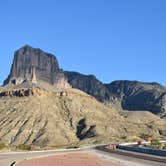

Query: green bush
[
  {"left": 17, "top": 144, "right": 31, "bottom": 150},
  {"left": 151, "top": 139, "right": 161, "bottom": 147},
  {"left": 151, "top": 139, "right": 161, "bottom": 145}
]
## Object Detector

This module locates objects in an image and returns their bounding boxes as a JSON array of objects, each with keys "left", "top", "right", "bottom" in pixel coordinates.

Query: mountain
[
  {"left": 4, "top": 45, "right": 70, "bottom": 89},
  {"left": 65, "top": 72, "right": 166, "bottom": 117},
  {"left": 0, "top": 45, "right": 165, "bottom": 148},
  {"left": 105, "top": 81, "right": 166, "bottom": 117},
  {"left": 4, "top": 45, "right": 166, "bottom": 118}
]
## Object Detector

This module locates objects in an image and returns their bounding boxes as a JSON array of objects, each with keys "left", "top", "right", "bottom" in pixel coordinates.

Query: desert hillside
[
  {"left": 0, "top": 45, "right": 165, "bottom": 148},
  {"left": 0, "top": 87, "right": 165, "bottom": 147}
]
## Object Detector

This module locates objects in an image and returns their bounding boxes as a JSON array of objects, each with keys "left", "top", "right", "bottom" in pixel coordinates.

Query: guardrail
[
  {"left": 117, "top": 145, "right": 166, "bottom": 157},
  {"left": 120, "top": 140, "right": 166, "bottom": 146}
]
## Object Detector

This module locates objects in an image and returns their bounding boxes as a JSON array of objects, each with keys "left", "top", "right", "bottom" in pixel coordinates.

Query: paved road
[
  {"left": 0, "top": 145, "right": 166, "bottom": 166},
  {"left": 0, "top": 148, "right": 89, "bottom": 166},
  {"left": 95, "top": 146, "right": 166, "bottom": 166}
]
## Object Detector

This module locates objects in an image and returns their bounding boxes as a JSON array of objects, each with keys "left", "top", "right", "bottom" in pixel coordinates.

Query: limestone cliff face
[
  {"left": 65, "top": 71, "right": 110, "bottom": 101},
  {"left": 4, "top": 45, "right": 70, "bottom": 89}
]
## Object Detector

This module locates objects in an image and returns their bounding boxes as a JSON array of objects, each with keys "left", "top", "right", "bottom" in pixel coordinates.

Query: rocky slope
[
  {"left": 106, "top": 81, "right": 166, "bottom": 117},
  {"left": 0, "top": 87, "right": 165, "bottom": 147},
  {"left": 65, "top": 72, "right": 166, "bottom": 117}
]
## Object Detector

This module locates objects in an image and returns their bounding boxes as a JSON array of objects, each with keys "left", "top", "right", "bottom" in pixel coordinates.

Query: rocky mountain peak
[
  {"left": 3, "top": 45, "right": 70, "bottom": 89},
  {"left": 2, "top": 45, "right": 166, "bottom": 117}
]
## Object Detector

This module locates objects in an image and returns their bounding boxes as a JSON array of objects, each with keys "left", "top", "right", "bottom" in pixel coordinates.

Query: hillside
[
  {"left": 0, "top": 87, "right": 165, "bottom": 147},
  {"left": 0, "top": 45, "right": 165, "bottom": 148}
]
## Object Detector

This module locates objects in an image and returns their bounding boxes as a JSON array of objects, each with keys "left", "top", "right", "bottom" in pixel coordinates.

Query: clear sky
[{"left": 0, "top": 0, "right": 166, "bottom": 85}]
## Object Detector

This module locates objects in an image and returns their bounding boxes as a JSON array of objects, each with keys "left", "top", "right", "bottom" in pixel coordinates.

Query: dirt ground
[{"left": 17, "top": 153, "right": 122, "bottom": 166}]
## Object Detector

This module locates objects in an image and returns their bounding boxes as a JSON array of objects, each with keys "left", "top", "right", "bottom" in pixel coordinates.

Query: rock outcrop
[
  {"left": 4, "top": 45, "right": 70, "bottom": 89},
  {"left": 65, "top": 71, "right": 110, "bottom": 101},
  {"left": 0, "top": 88, "right": 48, "bottom": 97}
]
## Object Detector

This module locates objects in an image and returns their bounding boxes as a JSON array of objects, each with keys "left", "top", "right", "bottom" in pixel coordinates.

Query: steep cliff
[
  {"left": 4, "top": 45, "right": 70, "bottom": 89},
  {"left": 65, "top": 71, "right": 110, "bottom": 101}
]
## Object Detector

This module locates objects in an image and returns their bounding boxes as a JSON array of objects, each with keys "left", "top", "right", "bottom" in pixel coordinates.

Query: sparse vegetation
[
  {"left": 149, "top": 139, "right": 166, "bottom": 149},
  {"left": 0, "top": 87, "right": 166, "bottom": 148},
  {"left": 38, "top": 138, "right": 49, "bottom": 148},
  {"left": 0, "top": 143, "right": 6, "bottom": 150},
  {"left": 17, "top": 144, "right": 31, "bottom": 150},
  {"left": 151, "top": 139, "right": 161, "bottom": 146},
  {"left": 66, "top": 145, "right": 79, "bottom": 149},
  {"left": 142, "top": 139, "right": 166, "bottom": 150}
]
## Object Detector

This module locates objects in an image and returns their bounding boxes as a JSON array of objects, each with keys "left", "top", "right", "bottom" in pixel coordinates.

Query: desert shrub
[
  {"left": 39, "top": 140, "right": 48, "bottom": 148},
  {"left": 93, "top": 139, "right": 102, "bottom": 144},
  {"left": 151, "top": 139, "right": 161, "bottom": 146},
  {"left": 17, "top": 144, "right": 31, "bottom": 150},
  {"left": 140, "top": 133, "right": 152, "bottom": 140},
  {"left": 66, "top": 145, "right": 79, "bottom": 149},
  {"left": 0, "top": 143, "right": 6, "bottom": 150},
  {"left": 132, "top": 138, "right": 140, "bottom": 142},
  {"left": 162, "top": 144, "right": 166, "bottom": 149},
  {"left": 150, "top": 139, "right": 161, "bottom": 149}
]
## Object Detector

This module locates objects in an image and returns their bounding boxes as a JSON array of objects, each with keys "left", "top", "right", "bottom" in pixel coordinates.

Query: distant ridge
[{"left": 65, "top": 72, "right": 166, "bottom": 117}]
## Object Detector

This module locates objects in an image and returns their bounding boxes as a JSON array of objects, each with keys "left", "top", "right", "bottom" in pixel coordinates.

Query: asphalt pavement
[{"left": 0, "top": 145, "right": 166, "bottom": 166}]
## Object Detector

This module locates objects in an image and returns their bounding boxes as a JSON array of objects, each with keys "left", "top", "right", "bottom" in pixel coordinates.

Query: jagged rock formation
[
  {"left": 105, "top": 81, "right": 166, "bottom": 116},
  {"left": 65, "top": 72, "right": 166, "bottom": 117},
  {"left": 31, "top": 67, "right": 37, "bottom": 84},
  {"left": 65, "top": 72, "right": 110, "bottom": 101},
  {"left": 4, "top": 45, "right": 70, "bottom": 89},
  {"left": 0, "top": 88, "right": 46, "bottom": 97}
]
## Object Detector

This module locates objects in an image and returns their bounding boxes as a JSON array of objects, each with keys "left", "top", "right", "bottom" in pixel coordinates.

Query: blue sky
[{"left": 0, "top": 0, "right": 166, "bottom": 85}]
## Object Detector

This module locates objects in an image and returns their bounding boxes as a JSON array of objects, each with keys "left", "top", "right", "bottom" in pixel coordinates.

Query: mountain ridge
[
  {"left": 0, "top": 45, "right": 165, "bottom": 147},
  {"left": 3, "top": 45, "right": 166, "bottom": 117}
]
